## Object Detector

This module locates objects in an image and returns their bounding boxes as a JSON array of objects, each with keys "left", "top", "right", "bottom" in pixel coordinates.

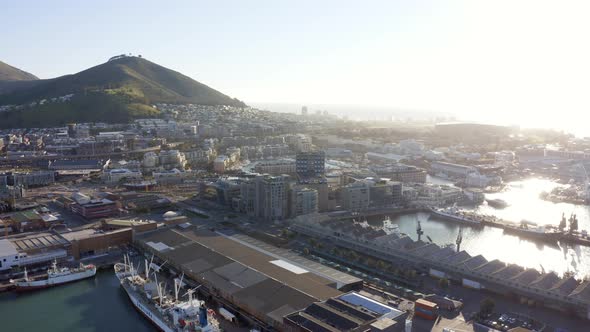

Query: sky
[{"left": 3, "top": 1, "right": 590, "bottom": 134}]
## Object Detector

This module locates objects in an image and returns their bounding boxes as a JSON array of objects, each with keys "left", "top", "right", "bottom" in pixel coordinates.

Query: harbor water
[
  {"left": 0, "top": 269, "right": 153, "bottom": 332},
  {"left": 380, "top": 177, "right": 590, "bottom": 278}
]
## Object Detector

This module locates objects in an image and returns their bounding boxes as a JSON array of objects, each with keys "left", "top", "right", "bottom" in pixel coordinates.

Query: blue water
[{"left": 0, "top": 270, "right": 154, "bottom": 332}]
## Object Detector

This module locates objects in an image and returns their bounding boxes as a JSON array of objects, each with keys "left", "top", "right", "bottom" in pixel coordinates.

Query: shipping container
[
  {"left": 415, "top": 306, "right": 437, "bottom": 320},
  {"left": 219, "top": 307, "right": 237, "bottom": 323},
  {"left": 415, "top": 298, "right": 438, "bottom": 310},
  {"left": 415, "top": 299, "right": 438, "bottom": 320}
]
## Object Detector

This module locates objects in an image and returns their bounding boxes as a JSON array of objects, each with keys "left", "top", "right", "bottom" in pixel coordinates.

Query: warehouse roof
[
  {"left": 136, "top": 227, "right": 350, "bottom": 325},
  {"left": 10, "top": 232, "right": 69, "bottom": 252}
]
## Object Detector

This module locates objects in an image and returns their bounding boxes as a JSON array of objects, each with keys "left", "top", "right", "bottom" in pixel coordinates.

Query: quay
[
  {"left": 428, "top": 207, "right": 590, "bottom": 247},
  {"left": 327, "top": 205, "right": 590, "bottom": 247},
  {"left": 292, "top": 213, "right": 590, "bottom": 320},
  {"left": 0, "top": 253, "right": 119, "bottom": 294}
]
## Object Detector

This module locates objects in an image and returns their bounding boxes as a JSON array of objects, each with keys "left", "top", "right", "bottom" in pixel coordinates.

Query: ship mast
[
  {"left": 456, "top": 228, "right": 463, "bottom": 252},
  {"left": 174, "top": 273, "right": 184, "bottom": 302}
]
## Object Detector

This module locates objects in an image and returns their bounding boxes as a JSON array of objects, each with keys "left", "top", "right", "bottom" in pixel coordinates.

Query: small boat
[
  {"left": 486, "top": 198, "right": 509, "bottom": 209},
  {"left": 383, "top": 218, "right": 401, "bottom": 234},
  {"left": 13, "top": 260, "right": 96, "bottom": 291}
]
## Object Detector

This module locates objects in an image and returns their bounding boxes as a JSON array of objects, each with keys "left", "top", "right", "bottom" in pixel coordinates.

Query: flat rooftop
[
  {"left": 9, "top": 232, "right": 70, "bottom": 252},
  {"left": 135, "top": 226, "right": 351, "bottom": 325},
  {"left": 0, "top": 239, "right": 18, "bottom": 257}
]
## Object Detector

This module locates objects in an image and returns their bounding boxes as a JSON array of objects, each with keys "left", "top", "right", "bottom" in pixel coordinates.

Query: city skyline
[{"left": 3, "top": 1, "right": 590, "bottom": 134}]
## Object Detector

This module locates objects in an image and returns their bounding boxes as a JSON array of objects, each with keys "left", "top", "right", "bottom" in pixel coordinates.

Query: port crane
[
  {"left": 416, "top": 218, "right": 424, "bottom": 241},
  {"left": 456, "top": 228, "right": 463, "bottom": 252}
]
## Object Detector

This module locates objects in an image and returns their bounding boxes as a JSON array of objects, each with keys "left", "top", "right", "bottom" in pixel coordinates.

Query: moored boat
[
  {"left": 13, "top": 260, "right": 96, "bottom": 291},
  {"left": 114, "top": 254, "right": 219, "bottom": 332}
]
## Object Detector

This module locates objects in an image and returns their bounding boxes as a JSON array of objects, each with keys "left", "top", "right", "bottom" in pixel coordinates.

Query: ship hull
[
  {"left": 430, "top": 210, "right": 483, "bottom": 227},
  {"left": 16, "top": 267, "right": 96, "bottom": 292},
  {"left": 502, "top": 227, "right": 559, "bottom": 243},
  {"left": 120, "top": 281, "right": 174, "bottom": 332}
]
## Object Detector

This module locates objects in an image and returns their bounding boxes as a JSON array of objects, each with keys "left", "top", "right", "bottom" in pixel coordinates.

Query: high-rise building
[
  {"left": 301, "top": 106, "right": 308, "bottom": 116},
  {"left": 290, "top": 186, "right": 318, "bottom": 217},
  {"left": 342, "top": 181, "right": 370, "bottom": 212},
  {"left": 369, "top": 179, "right": 403, "bottom": 207},
  {"left": 296, "top": 150, "right": 326, "bottom": 177},
  {"left": 240, "top": 175, "right": 289, "bottom": 222}
]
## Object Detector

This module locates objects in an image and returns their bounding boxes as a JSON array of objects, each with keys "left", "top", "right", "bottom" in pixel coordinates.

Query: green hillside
[
  {"left": 0, "top": 56, "right": 246, "bottom": 128},
  {"left": 0, "top": 61, "right": 39, "bottom": 81}
]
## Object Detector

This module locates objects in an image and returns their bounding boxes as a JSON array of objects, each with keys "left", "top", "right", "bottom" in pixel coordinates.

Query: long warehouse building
[{"left": 134, "top": 225, "right": 363, "bottom": 330}]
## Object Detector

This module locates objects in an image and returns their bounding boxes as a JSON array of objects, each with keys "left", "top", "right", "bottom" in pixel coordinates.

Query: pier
[{"left": 428, "top": 208, "right": 590, "bottom": 247}]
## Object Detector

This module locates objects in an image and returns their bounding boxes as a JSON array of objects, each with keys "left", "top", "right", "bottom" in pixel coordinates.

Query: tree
[
  {"left": 280, "top": 229, "right": 289, "bottom": 238},
  {"left": 303, "top": 247, "right": 310, "bottom": 255},
  {"left": 438, "top": 278, "right": 450, "bottom": 290},
  {"left": 479, "top": 298, "right": 495, "bottom": 317},
  {"left": 308, "top": 238, "right": 317, "bottom": 247}
]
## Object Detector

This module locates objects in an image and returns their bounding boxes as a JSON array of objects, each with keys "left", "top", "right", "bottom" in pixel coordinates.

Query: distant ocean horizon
[{"left": 250, "top": 102, "right": 587, "bottom": 138}]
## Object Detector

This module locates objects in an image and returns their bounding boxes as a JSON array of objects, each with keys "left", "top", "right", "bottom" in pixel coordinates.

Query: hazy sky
[{"left": 3, "top": 1, "right": 590, "bottom": 132}]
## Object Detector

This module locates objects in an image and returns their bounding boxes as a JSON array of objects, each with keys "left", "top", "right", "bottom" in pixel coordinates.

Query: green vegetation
[
  {"left": 0, "top": 60, "right": 38, "bottom": 81},
  {"left": 0, "top": 56, "right": 246, "bottom": 128},
  {"left": 438, "top": 277, "right": 450, "bottom": 289},
  {"left": 479, "top": 297, "right": 495, "bottom": 317}
]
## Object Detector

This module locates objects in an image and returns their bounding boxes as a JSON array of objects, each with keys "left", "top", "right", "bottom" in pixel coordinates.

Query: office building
[
  {"left": 291, "top": 186, "right": 319, "bottom": 217},
  {"left": 240, "top": 175, "right": 289, "bottom": 221},
  {"left": 296, "top": 150, "right": 326, "bottom": 177},
  {"left": 369, "top": 179, "right": 403, "bottom": 208},
  {"left": 342, "top": 181, "right": 370, "bottom": 212}
]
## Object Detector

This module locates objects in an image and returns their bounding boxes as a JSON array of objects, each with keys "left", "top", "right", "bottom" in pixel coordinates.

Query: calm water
[
  {"left": 0, "top": 270, "right": 153, "bottom": 332},
  {"left": 384, "top": 178, "right": 590, "bottom": 278}
]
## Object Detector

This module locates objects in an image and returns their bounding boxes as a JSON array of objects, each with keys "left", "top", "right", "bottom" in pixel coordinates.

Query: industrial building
[
  {"left": 284, "top": 291, "right": 408, "bottom": 332},
  {"left": 254, "top": 159, "right": 296, "bottom": 175},
  {"left": 293, "top": 215, "right": 590, "bottom": 319},
  {"left": 369, "top": 164, "right": 427, "bottom": 184},
  {"left": 134, "top": 226, "right": 363, "bottom": 329},
  {"left": 0, "top": 171, "right": 56, "bottom": 188},
  {"left": 430, "top": 161, "right": 476, "bottom": 179}
]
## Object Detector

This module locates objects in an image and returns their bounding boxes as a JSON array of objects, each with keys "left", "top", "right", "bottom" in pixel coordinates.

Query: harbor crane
[
  {"left": 416, "top": 218, "right": 424, "bottom": 242},
  {"left": 456, "top": 228, "right": 463, "bottom": 252}
]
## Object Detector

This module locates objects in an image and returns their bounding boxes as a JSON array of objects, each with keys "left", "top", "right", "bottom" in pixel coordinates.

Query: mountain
[
  {"left": 0, "top": 55, "right": 246, "bottom": 128},
  {"left": 0, "top": 61, "right": 39, "bottom": 81}
]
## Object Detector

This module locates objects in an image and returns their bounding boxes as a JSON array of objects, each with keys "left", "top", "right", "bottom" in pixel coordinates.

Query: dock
[{"left": 428, "top": 208, "right": 590, "bottom": 247}]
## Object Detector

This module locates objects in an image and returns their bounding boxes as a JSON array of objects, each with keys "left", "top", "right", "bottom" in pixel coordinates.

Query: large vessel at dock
[
  {"left": 501, "top": 221, "right": 562, "bottom": 243},
  {"left": 429, "top": 206, "right": 483, "bottom": 227},
  {"left": 114, "top": 255, "right": 219, "bottom": 332},
  {"left": 13, "top": 260, "right": 96, "bottom": 291}
]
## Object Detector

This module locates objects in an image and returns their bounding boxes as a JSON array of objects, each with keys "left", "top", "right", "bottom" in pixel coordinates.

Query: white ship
[
  {"left": 114, "top": 255, "right": 219, "bottom": 332},
  {"left": 383, "top": 217, "right": 401, "bottom": 235},
  {"left": 13, "top": 260, "right": 96, "bottom": 291}
]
